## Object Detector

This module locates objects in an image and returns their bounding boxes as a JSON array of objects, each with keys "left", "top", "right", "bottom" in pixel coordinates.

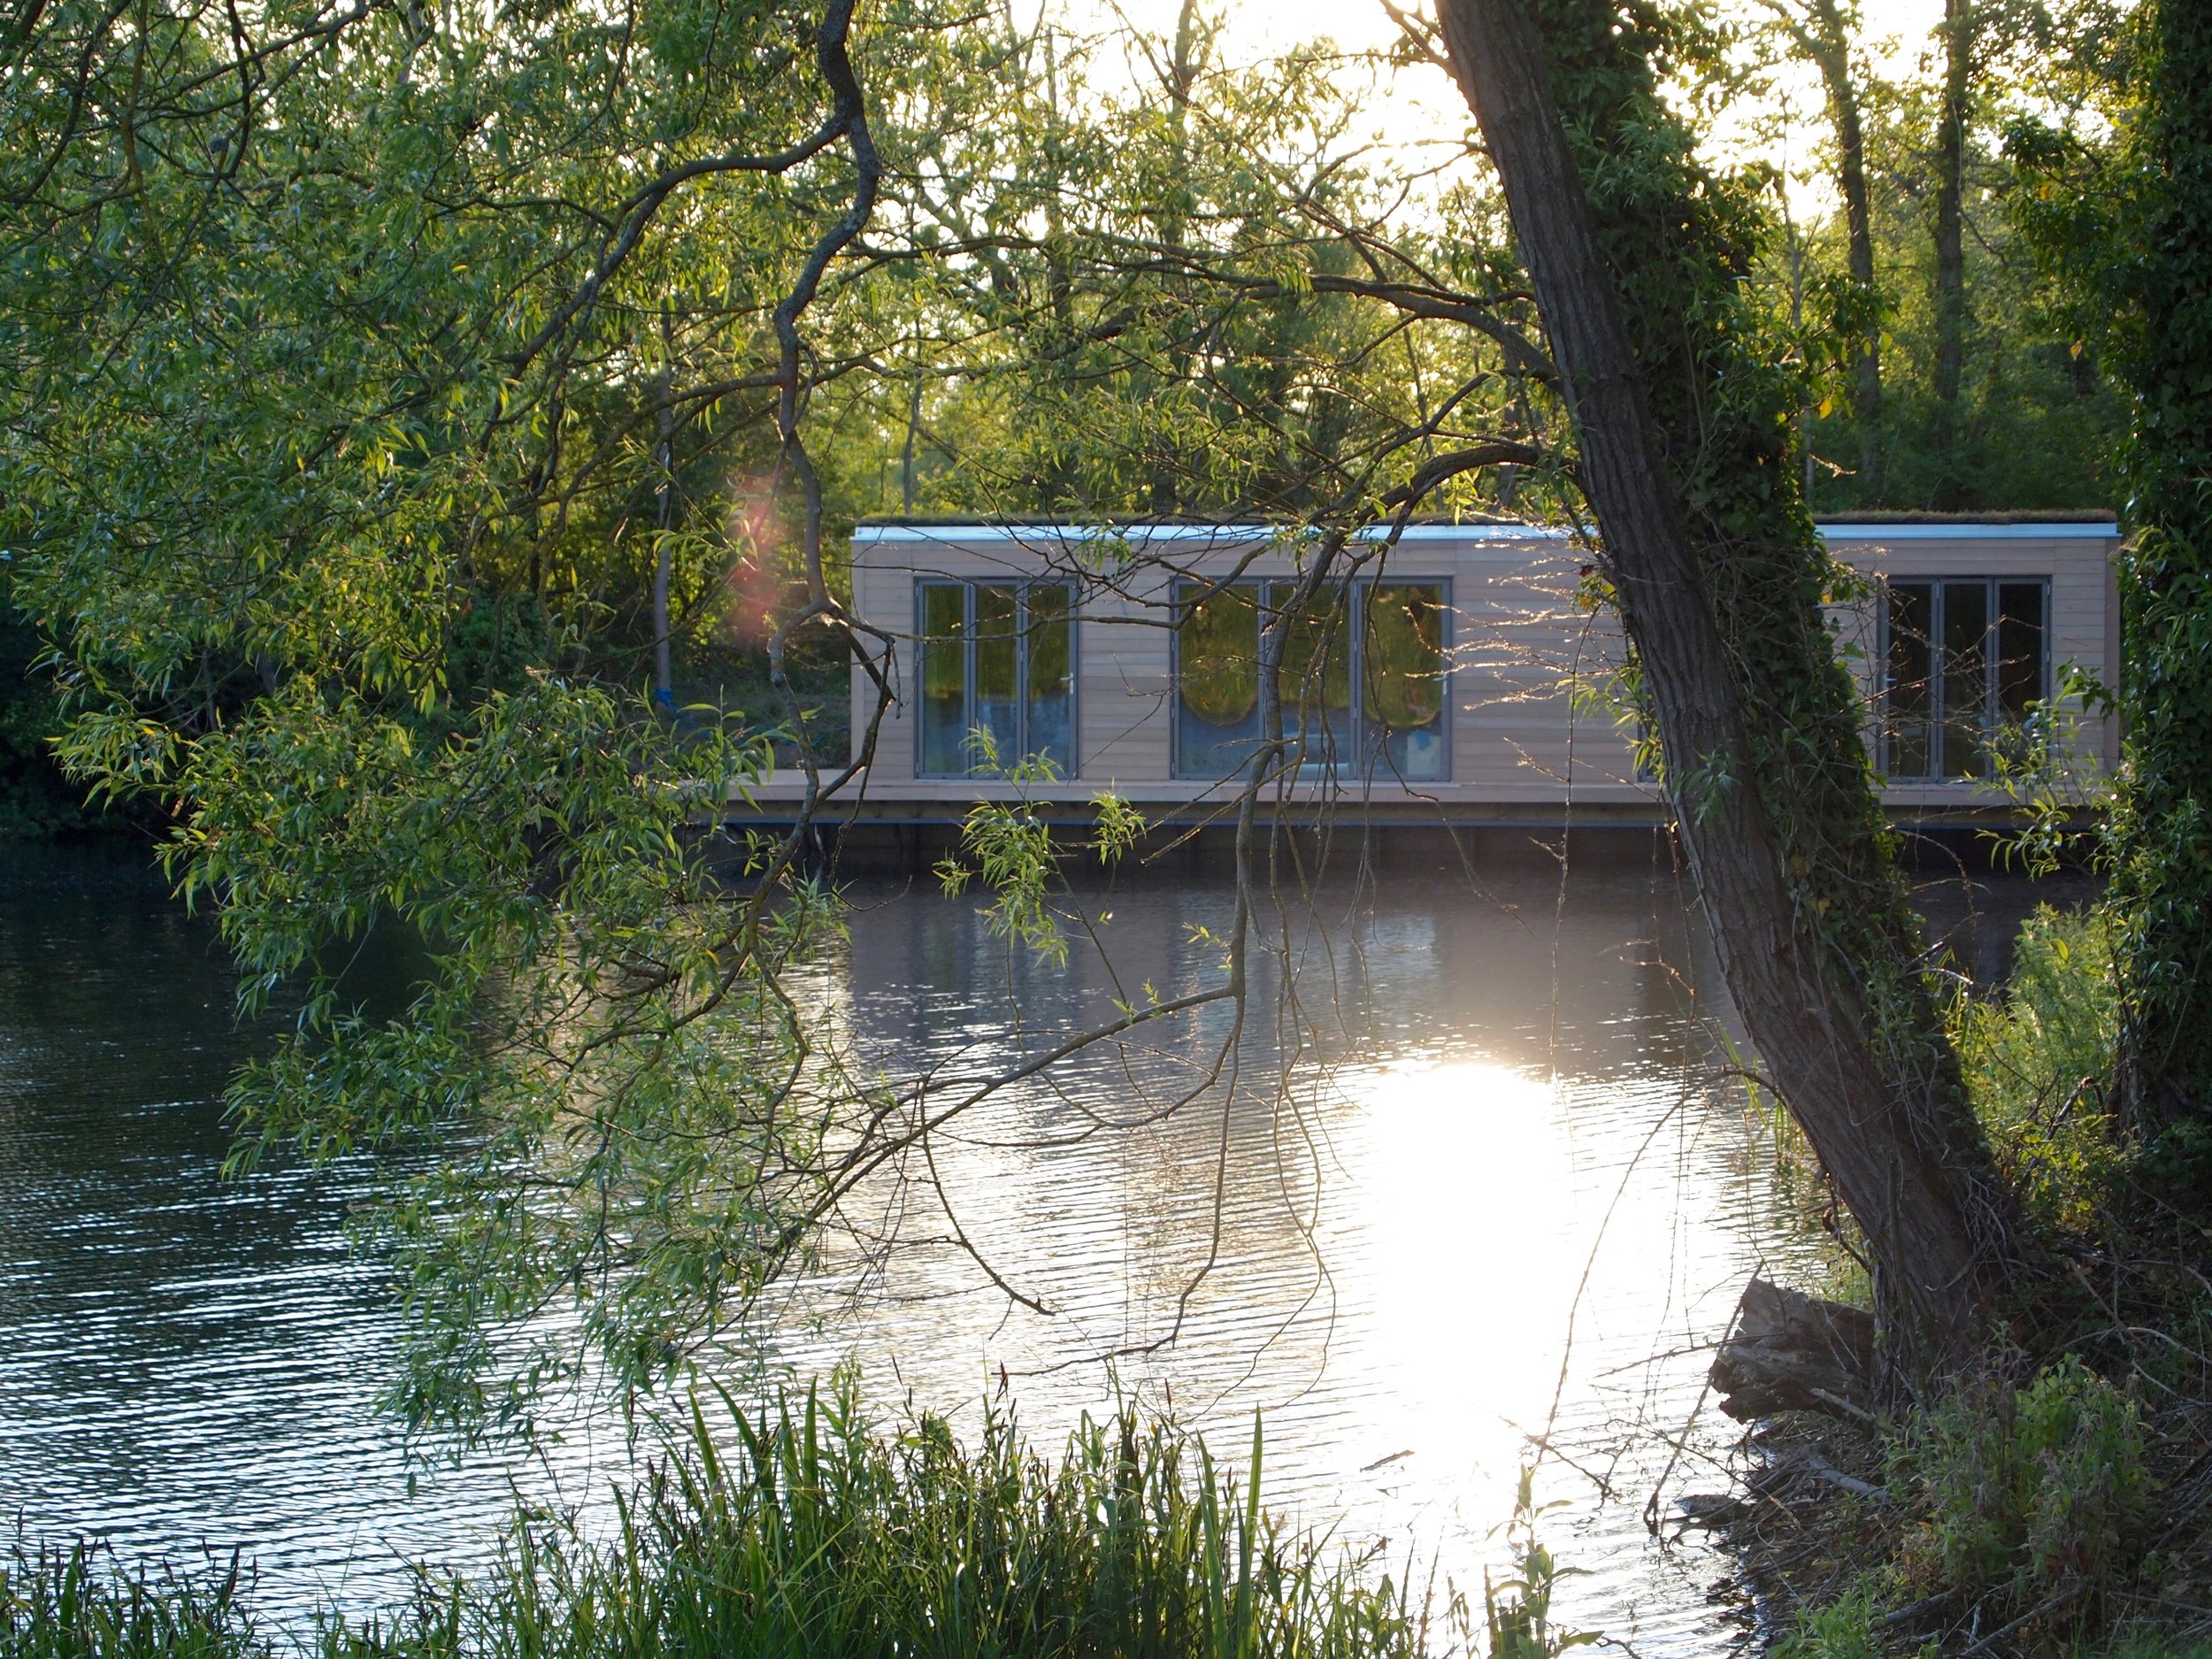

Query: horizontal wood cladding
[
  {"left": 843, "top": 527, "right": 2119, "bottom": 807},
  {"left": 1825, "top": 532, "right": 2119, "bottom": 784}
]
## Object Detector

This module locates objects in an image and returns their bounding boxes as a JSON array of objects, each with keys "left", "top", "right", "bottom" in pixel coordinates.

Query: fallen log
[{"left": 1709, "top": 1275, "right": 1876, "bottom": 1421}]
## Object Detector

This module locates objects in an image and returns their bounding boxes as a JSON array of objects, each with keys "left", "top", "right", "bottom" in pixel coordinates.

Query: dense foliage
[
  {"left": 0, "top": 0, "right": 1548, "bottom": 1435},
  {"left": 2008, "top": 0, "right": 2212, "bottom": 1178},
  {"left": 0, "top": 0, "right": 915, "bottom": 1436},
  {"left": 1762, "top": 0, "right": 2138, "bottom": 513},
  {"left": 11, "top": 0, "right": 2212, "bottom": 1646}
]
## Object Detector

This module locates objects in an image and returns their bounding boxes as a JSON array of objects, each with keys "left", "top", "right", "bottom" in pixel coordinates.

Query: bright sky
[
  {"left": 1060, "top": 0, "right": 1955, "bottom": 220},
  {"left": 1144, "top": 0, "right": 1948, "bottom": 56}
]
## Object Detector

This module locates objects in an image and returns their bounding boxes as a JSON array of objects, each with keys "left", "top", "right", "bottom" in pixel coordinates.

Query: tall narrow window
[
  {"left": 1027, "top": 583, "right": 1074, "bottom": 764},
  {"left": 1939, "top": 580, "right": 1989, "bottom": 778},
  {"left": 973, "top": 585, "right": 1020, "bottom": 764},
  {"left": 1996, "top": 583, "right": 2047, "bottom": 718},
  {"left": 1882, "top": 578, "right": 2047, "bottom": 780},
  {"left": 1276, "top": 584, "right": 1351, "bottom": 771},
  {"left": 1175, "top": 584, "right": 1262, "bottom": 780},
  {"left": 917, "top": 583, "right": 1077, "bottom": 777},
  {"left": 1363, "top": 583, "right": 1448, "bottom": 780},
  {"left": 1886, "top": 582, "right": 1934, "bottom": 780},
  {"left": 919, "top": 582, "right": 969, "bottom": 778},
  {"left": 1174, "top": 580, "right": 1451, "bottom": 780},
  {"left": 1991, "top": 580, "right": 2050, "bottom": 772}
]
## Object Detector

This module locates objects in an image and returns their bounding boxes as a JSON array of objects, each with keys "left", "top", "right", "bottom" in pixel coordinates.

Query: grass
[
  {"left": 4, "top": 1379, "right": 1555, "bottom": 1659},
  {"left": 1886, "top": 1356, "right": 2150, "bottom": 1603}
]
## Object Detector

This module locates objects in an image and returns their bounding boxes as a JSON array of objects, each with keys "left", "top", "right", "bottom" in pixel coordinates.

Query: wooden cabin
[{"left": 743, "top": 515, "right": 2121, "bottom": 829}]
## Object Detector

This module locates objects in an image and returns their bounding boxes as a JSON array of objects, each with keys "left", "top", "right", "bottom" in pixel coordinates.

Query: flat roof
[
  {"left": 1817, "top": 521, "right": 2117, "bottom": 541},
  {"left": 849, "top": 521, "right": 1573, "bottom": 543},
  {"left": 1811, "top": 510, "right": 2115, "bottom": 525},
  {"left": 850, "top": 517, "right": 2119, "bottom": 544}
]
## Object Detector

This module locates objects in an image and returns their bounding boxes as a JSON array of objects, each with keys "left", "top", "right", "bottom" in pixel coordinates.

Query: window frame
[
  {"left": 913, "top": 579, "right": 1079, "bottom": 780},
  {"left": 1168, "top": 577, "right": 1454, "bottom": 782},
  {"left": 1878, "top": 574, "right": 2051, "bottom": 782}
]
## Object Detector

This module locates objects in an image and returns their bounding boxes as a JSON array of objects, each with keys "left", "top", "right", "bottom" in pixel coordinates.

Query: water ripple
[{"left": 0, "top": 843, "right": 2016, "bottom": 1653}]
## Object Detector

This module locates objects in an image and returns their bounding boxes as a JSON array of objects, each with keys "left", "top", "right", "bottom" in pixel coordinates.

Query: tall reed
[
  {"left": 8, "top": 1378, "right": 1551, "bottom": 1659},
  {"left": 388, "top": 1379, "right": 1442, "bottom": 1659},
  {"left": 0, "top": 1542, "right": 257, "bottom": 1659}
]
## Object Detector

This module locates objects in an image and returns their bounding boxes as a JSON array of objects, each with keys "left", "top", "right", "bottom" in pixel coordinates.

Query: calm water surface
[{"left": 0, "top": 840, "right": 2076, "bottom": 1651}]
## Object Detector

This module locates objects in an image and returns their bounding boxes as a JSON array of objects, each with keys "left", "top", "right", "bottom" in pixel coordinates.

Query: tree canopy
[{"left": 1, "top": 0, "right": 2191, "bottom": 1438}]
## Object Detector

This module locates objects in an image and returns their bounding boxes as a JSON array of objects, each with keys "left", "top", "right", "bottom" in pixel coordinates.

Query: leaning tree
[{"left": 1433, "top": 0, "right": 2018, "bottom": 1371}]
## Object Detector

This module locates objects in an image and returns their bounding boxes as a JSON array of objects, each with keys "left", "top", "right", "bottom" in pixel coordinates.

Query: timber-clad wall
[
  {"left": 781, "top": 519, "right": 2120, "bottom": 823},
  {"left": 1820, "top": 522, "right": 2123, "bottom": 801}
]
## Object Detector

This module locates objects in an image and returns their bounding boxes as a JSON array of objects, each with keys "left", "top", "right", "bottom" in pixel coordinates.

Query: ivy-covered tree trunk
[
  {"left": 2107, "top": 0, "right": 2212, "bottom": 1179},
  {"left": 1436, "top": 0, "right": 2016, "bottom": 1363}
]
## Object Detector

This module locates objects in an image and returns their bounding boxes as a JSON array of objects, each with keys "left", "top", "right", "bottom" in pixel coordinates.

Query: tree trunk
[
  {"left": 1145, "top": 0, "right": 1205, "bottom": 518},
  {"left": 653, "top": 380, "right": 676, "bottom": 711},
  {"left": 1436, "top": 0, "right": 2012, "bottom": 1366},
  {"left": 1805, "top": 0, "right": 1883, "bottom": 496},
  {"left": 1932, "top": 0, "right": 1970, "bottom": 509}
]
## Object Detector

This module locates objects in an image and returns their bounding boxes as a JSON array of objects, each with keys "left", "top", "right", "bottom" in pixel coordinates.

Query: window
[
  {"left": 918, "top": 582, "right": 1075, "bottom": 777},
  {"left": 1173, "top": 581, "right": 1449, "bottom": 780},
  {"left": 1882, "top": 579, "right": 2048, "bottom": 780}
]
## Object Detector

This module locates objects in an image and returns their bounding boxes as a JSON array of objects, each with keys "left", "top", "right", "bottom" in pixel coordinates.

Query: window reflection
[
  {"left": 1173, "top": 580, "right": 1450, "bottom": 780},
  {"left": 1276, "top": 585, "right": 1351, "bottom": 772},
  {"left": 1882, "top": 578, "right": 2047, "bottom": 780},
  {"left": 920, "top": 581, "right": 969, "bottom": 778},
  {"left": 1363, "top": 584, "right": 1448, "bottom": 781},
  {"left": 917, "top": 582, "right": 1077, "bottom": 777}
]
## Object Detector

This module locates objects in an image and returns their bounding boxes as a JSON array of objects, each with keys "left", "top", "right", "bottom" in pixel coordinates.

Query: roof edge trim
[{"left": 850, "top": 519, "right": 2117, "bottom": 545}]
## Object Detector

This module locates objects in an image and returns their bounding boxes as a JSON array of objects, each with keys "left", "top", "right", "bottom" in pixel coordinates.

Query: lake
[{"left": 0, "top": 837, "right": 2077, "bottom": 1652}]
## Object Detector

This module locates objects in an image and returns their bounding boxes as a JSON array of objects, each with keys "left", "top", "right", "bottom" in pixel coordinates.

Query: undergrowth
[
  {"left": 1951, "top": 907, "right": 2123, "bottom": 1233},
  {"left": 4, "top": 1380, "right": 1574, "bottom": 1659},
  {"left": 1888, "top": 1356, "right": 2150, "bottom": 1604},
  {"left": 1750, "top": 905, "right": 2212, "bottom": 1656}
]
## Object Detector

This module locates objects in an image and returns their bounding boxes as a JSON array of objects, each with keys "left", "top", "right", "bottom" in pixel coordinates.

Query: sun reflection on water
[
  {"left": 1348, "top": 1060, "right": 1578, "bottom": 1526},
  {"left": 3, "top": 853, "right": 1835, "bottom": 1654}
]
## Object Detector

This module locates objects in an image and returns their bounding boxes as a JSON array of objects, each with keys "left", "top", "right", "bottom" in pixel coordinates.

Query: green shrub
[
  {"left": 1481, "top": 1471, "right": 1594, "bottom": 1659},
  {"left": 1952, "top": 907, "right": 2123, "bottom": 1232},
  {"left": 2016, "top": 1359, "right": 2153, "bottom": 1594},
  {"left": 1892, "top": 1370, "right": 2025, "bottom": 1591},
  {"left": 1771, "top": 1586, "right": 1883, "bottom": 1659},
  {"left": 1890, "top": 1357, "right": 2149, "bottom": 1603}
]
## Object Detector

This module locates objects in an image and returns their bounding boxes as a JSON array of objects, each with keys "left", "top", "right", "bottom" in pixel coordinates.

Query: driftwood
[{"left": 1710, "top": 1276, "right": 1876, "bottom": 1421}]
